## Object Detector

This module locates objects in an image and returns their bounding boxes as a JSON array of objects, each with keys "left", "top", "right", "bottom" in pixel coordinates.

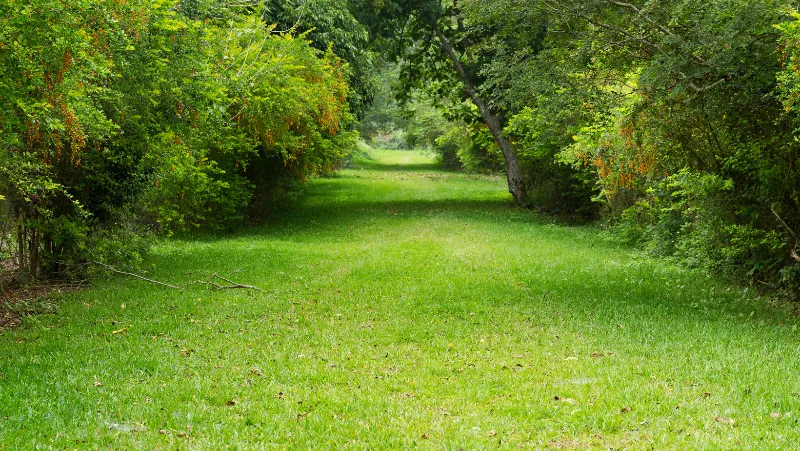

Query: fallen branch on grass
[
  {"left": 183, "top": 274, "right": 262, "bottom": 291},
  {"left": 91, "top": 261, "right": 262, "bottom": 291},
  {"left": 91, "top": 261, "right": 182, "bottom": 290}
]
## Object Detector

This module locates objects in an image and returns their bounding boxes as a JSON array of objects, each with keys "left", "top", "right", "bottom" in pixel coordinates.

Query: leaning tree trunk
[{"left": 433, "top": 24, "right": 528, "bottom": 204}]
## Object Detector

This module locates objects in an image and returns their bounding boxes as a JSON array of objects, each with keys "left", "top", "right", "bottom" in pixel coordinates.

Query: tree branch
[
  {"left": 208, "top": 273, "right": 262, "bottom": 291},
  {"left": 577, "top": 12, "right": 667, "bottom": 57},
  {"left": 605, "top": 0, "right": 674, "bottom": 37},
  {"left": 91, "top": 261, "right": 182, "bottom": 290},
  {"left": 681, "top": 73, "right": 728, "bottom": 93},
  {"left": 770, "top": 205, "right": 800, "bottom": 263},
  {"left": 91, "top": 262, "right": 262, "bottom": 291},
  {"left": 771, "top": 205, "right": 797, "bottom": 238},
  {"left": 604, "top": 0, "right": 715, "bottom": 68}
]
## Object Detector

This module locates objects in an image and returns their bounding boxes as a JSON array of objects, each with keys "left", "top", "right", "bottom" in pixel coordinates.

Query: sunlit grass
[{"left": 2, "top": 149, "right": 799, "bottom": 449}]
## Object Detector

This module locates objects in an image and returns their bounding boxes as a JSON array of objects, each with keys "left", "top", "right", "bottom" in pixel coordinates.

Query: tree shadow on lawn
[
  {"left": 218, "top": 197, "right": 573, "bottom": 243},
  {"left": 158, "top": 195, "right": 798, "bottom": 333},
  {"left": 351, "top": 159, "right": 446, "bottom": 173},
  {"left": 153, "top": 159, "right": 800, "bottom": 334}
]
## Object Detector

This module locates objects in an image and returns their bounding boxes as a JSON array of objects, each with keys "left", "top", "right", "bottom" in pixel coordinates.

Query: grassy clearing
[{"left": 2, "top": 149, "right": 800, "bottom": 449}]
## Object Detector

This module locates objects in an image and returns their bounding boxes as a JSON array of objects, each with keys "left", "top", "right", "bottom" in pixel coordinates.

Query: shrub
[
  {"left": 615, "top": 169, "right": 795, "bottom": 293},
  {"left": 0, "top": 0, "right": 358, "bottom": 279}
]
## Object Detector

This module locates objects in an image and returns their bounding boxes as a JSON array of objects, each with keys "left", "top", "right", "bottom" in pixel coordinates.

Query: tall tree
[{"left": 351, "top": 0, "right": 533, "bottom": 203}]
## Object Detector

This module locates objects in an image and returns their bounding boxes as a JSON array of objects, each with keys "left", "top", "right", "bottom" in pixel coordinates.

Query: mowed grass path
[{"left": 2, "top": 149, "right": 800, "bottom": 449}]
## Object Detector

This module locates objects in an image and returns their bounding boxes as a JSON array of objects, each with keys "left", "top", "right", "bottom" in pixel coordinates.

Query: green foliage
[
  {"left": 84, "top": 221, "right": 151, "bottom": 273},
  {"left": 776, "top": 11, "right": 800, "bottom": 113},
  {"left": 218, "top": 18, "right": 358, "bottom": 218},
  {"left": 456, "top": 0, "right": 800, "bottom": 295},
  {"left": 0, "top": 0, "right": 130, "bottom": 275},
  {"left": 353, "top": 0, "right": 536, "bottom": 202},
  {"left": 433, "top": 123, "right": 503, "bottom": 173},
  {"left": 0, "top": 150, "right": 89, "bottom": 277},
  {"left": 0, "top": 0, "right": 357, "bottom": 278},
  {"left": 615, "top": 170, "right": 794, "bottom": 291},
  {"left": 141, "top": 132, "right": 251, "bottom": 233},
  {"left": 402, "top": 100, "right": 447, "bottom": 151},
  {"left": 390, "top": 97, "right": 505, "bottom": 173},
  {"left": 357, "top": 62, "right": 410, "bottom": 143},
  {"left": 565, "top": 1, "right": 800, "bottom": 295},
  {"left": 262, "top": 0, "right": 373, "bottom": 117},
  {"left": 507, "top": 107, "right": 599, "bottom": 220},
  {"left": 431, "top": 124, "right": 465, "bottom": 169}
]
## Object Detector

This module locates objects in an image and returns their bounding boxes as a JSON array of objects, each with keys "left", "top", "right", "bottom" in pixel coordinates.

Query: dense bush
[
  {"left": 369, "top": 129, "right": 408, "bottom": 150},
  {"left": 431, "top": 123, "right": 503, "bottom": 173},
  {"left": 0, "top": 0, "right": 356, "bottom": 279},
  {"left": 550, "top": 1, "right": 800, "bottom": 296},
  {"left": 452, "top": 0, "right": 799, "bottom": 296},
  {"left": 508, "top": 108, "right": 600, "bottom": 220}
]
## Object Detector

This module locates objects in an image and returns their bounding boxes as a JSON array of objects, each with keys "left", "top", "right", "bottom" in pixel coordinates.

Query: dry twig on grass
[
  {"left": 91, "top": 261, "right": 182, "bottom": 289},
  {"left": 182, "top": 274, "right": 262, "bottom": 291},
  {"left": 91, "top": 261, "right": 262, "bottom": 291}
]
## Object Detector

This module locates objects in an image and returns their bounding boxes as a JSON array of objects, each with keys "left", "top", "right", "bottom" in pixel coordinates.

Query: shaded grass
[{"left": 2, "top": 149, "right": 800, "bottom": 449}]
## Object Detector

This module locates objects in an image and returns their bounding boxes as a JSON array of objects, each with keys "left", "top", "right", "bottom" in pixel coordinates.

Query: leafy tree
[
  {"left": 357, "top": 62, "right": 409, "bottom": 142},
  {"left": 465, "top": 0, "right": 799, "bottom": 293},
  {"left": 351, "top": 0, "right": 532, "bottom": 203},
  {"left": 262, "top": 0, "right": 374, "bottom": 118},
  {"left": 0, "top": 0, "right": 143, "bottom": 275}
]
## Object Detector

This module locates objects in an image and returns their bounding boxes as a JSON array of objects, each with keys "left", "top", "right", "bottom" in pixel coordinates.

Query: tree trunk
[
  {"left": 16, "top": 222, "right": 25, "bottom": 270},
  {"left": 432, "top": 24, "right": 528, "bottom": 204},
  {"left": 29, "top": 227, "right": 39, "bottom": 278}
]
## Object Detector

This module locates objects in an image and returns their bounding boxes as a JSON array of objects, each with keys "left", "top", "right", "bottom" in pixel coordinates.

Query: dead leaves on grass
[
  {"left": 0, "top": 282, "right": 82, "bottom": 331},
  {"left": 553, "top": 395, "right": 576, "bottom": 405},
  {"left": 548, "top": 439, "right": 580, "bottom": 449},
  {"left": 0, "top": 310, "right": 22, "bottom": 331},
  {"left": 715, "top": 416, "right": 736, "bottom": 425}
]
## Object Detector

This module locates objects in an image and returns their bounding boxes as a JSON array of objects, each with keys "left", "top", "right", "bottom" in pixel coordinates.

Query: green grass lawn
[{"left": 2, "top": 149, "right": 800, "bottom": 449}]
